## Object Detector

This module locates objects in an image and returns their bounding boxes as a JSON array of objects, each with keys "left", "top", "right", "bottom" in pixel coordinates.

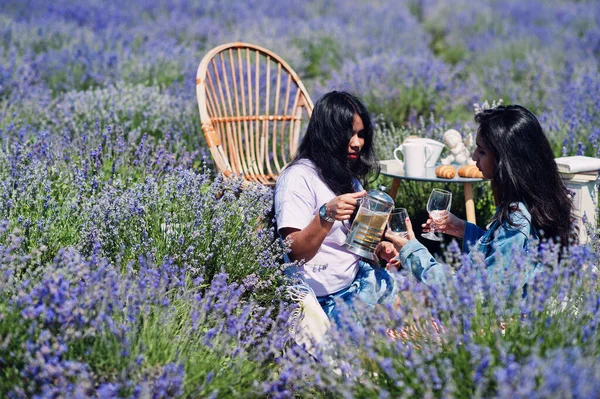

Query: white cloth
[
  {"left": 286, "top": 283, "right": 331, "bottom": 357},
  {"left": 274, "top": 159, "right": 360, "bottom": 296},
  {"left": 555, "top": 156, "right": 600, "bottom": 174}
]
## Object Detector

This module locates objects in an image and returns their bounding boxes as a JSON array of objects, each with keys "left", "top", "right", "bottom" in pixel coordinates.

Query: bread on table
[
  {"left": 458, "top": 164, "right": 484, "bottom": 178},
  {"left": 435, "top": 165, "right": 456, "bottom": 179}
]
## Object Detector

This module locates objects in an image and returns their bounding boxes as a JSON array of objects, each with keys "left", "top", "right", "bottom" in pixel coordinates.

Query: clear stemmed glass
[
  {"left": 388, "top": 207, "right": 409, "bottom": 239},
  {"left": 421, "top": 188, "right": 452, "bottom": 241}
]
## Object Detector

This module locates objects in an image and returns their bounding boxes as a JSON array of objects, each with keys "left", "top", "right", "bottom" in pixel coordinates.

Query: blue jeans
[{"left": 316, "top": 261, "right": 399, "bottom": 325}]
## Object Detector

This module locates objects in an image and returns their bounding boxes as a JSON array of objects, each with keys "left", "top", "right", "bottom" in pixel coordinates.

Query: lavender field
[{"left": 1, "top": 0, "right": 600, "bottom": 397}]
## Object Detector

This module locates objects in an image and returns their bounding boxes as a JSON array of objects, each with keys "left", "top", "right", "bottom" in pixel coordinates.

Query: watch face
[
  {"left": 319, "top": 204, "right": 334, "bottom": 222},
  {"left": 319, "top": 204, "right": 327, "bottom": 218}
]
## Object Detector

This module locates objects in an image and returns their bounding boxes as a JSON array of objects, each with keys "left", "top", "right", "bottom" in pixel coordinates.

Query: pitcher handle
[
  {"left": 342, "top": 196, "right": 364, "bottom": 231},
  {"left": 393, "top": 145, "right": 404, "bottom": 165},
  {"left": 424, "top": 146, "right": 433, "bottom": 165}
]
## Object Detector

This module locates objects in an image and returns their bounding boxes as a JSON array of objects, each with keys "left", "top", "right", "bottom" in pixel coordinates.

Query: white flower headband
[{"left": 472, "top": 98, "right": 504, "bottom": 115}]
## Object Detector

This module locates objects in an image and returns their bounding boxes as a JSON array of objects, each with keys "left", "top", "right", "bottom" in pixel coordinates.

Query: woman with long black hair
[
  {"left": 274, "top": 90, "right": 398, "bottom": 323},
  {"left": 385, "top": 105, "right": 574, "bottom": 288}
]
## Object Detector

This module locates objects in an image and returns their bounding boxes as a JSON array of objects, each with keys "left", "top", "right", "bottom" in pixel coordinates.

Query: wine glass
[
  {"left": 388, "top": 207, "right": 409, "bottom": 239},
  {"left": 421, "top": 188, "right": 452, "bottom": 241}
]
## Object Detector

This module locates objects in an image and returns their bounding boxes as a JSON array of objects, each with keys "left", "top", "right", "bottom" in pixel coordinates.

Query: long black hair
[
  {"left": 290, "top": 91, "right": 378, "bottom": 195},
  {"left": 475, "top": 105, "right": 573, "bottom": 244}
]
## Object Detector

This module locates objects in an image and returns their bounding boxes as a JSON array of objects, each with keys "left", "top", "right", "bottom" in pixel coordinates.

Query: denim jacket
[{"left": 397, "top": 202, "right": 540, "bottom": 288}]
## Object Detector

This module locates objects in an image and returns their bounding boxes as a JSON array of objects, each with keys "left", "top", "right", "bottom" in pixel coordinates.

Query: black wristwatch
[{"left": 319, "top": 203, "right": 335, "bottom": 223}]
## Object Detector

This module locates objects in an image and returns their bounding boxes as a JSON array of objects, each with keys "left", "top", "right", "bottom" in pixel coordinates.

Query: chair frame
[{"left": 196, "top": 42, "right": 314, "bottom": 185}]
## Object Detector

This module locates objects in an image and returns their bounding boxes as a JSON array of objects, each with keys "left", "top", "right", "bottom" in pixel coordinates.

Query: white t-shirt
[{"left": 274, "top": 159, "right": 360, "bottom": 296}]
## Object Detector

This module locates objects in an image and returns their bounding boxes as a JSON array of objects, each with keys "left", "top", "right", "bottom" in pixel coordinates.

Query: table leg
[
  {"left": 389, "top": 178, "right": 400, "bottom": 199},
  {"left": 464, "top": 182, "right": 476, "bottom": 224}
]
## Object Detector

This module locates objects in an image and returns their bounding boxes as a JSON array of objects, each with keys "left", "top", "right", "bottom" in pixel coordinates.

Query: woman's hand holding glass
[
  {"left": 375, "top": 208, "right": 407, "bottom": 271},
  {"left": 375, "top": 241, "right": 399, "bottom": 266},
  {"left": 383, "top": 213, "right": 415, "bottom": 270},
  {"left": 421, "top": 211, "right": 467, "bottom": 238},
  {"left": 421, "top": 188, "right": 452, "bottom": 241}
]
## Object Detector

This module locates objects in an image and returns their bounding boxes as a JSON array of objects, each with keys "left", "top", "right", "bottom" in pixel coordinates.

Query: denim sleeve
[
  {"left": 479, "top": 225, "right": 528, "bottom": 270},
  {"left": 478, "top": 214, "right": 539, "bottom": 281},
  {"left": 463, "top": 222, "right": 486, "bottom": 252},
  {"left": 474, "top": 206, "right": 540, "bottom": 294},
  {"left": 397, "top": 239, "right": 447, "bottom": 286}
]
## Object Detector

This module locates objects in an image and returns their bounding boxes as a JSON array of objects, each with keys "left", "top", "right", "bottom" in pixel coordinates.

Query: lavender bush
[{"left": 1, "top": 0, "right": 599, "bottom": 397}]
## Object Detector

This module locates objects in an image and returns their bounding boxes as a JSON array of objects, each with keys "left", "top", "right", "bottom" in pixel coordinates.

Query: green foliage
[
  {"left": 0, "top": 301, "right": 30, "bottom": 397},
  {"left": 0, "top": 128, "right": 283, "bottom": 305},
  {"left": 131, "top": 59, "right": 187, "bottom": 89},
  {"left": 369, "top": 90, "right": 438, "bottom": 129},
  {"left": 295, "top": 36, "right": 342, "bottom": 83},
  {"left": 44, "top": 63, "right": 98, "bottom": 94},
  {"left": 425, "top": 22, "right": 468, "bottom": 66},
  {"left": 62, "top": 293, "right": 278, "bottom": 398}
]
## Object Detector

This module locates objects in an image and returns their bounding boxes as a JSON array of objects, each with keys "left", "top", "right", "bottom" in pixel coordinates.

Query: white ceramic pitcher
[
  {"left": 393, "top": 141, "right": 432, "bottom": 177},
  {"left": 403, "top": 138, "right": 445, "bottom": 167}
]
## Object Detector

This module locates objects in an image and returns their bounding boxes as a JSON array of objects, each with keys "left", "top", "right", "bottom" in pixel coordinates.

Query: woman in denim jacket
[{"left": 385, "top": 105, "right": 574, "bottom": 288}]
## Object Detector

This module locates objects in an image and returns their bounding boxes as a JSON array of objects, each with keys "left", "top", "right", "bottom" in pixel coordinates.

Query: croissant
[
  {"left": 458, "top": 164, "right": 484, "bottom": 178},
  {"left": 435, "top": 165, "right": 456, "bottom": 179}
]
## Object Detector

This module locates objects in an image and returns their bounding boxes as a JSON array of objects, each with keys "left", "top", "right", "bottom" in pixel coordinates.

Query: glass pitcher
[{"left": 342, "top": 189, "right": 394, "bottom": 261}]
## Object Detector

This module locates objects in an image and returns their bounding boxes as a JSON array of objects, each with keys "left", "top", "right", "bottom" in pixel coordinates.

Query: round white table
[{"left": 380, "top": 165, "right": 487, "bottom": 224}]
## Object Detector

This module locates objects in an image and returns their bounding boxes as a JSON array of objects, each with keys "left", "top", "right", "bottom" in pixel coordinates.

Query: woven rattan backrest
[{"left": 196, "top": 42, "right": 314, "bottom": 185}]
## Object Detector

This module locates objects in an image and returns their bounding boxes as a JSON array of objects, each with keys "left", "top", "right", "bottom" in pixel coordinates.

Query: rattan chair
[{"left": 196, "top": 42, "right": 314, "bottom": 185}]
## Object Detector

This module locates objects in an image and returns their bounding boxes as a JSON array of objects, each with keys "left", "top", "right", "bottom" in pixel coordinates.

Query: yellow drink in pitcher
[{"left": 353, "top": 208, "right": 389, "bottom": 234}]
